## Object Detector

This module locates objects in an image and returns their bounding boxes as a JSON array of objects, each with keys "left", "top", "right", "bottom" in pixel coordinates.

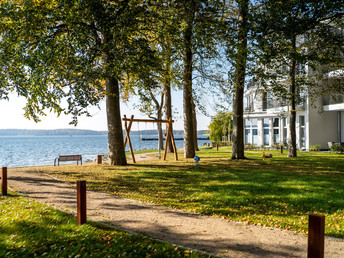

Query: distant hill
[
  {"left": 0, "top": 129, "right": 107, "bottom": 136},
  {"left": 0, "top": 129, "right": 208, "bottom": 136}
]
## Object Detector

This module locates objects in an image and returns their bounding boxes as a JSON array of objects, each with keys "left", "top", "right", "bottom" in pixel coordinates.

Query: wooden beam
[
  {"left": 77, "top": 180, "right": 87, "bottom": 225},
  {"left": 124, "top": 115, "right": 136, "bottom": 163},
  {"left": 122, "top": 118, "right": 174, "bottom": 124},
  {"left": 97, "top": 155, "right": 102, "bottom": 164},
  {"left": 308, "top": 213, "right": 325, "bottom": 258},
  {"left": 124, "top": 115, "right": 134, "bottom": 148},
  {"left": 169, "top": 120, "right": 178, "bottom": 161},
  {"left": 163, "top": 122, "right": 171, "bottom": 161},
  {"left": 1, "top": 167, "right": 7, "bottom": 196},
  {"left": 163, "top": 118, "right": 178, "bottom": 161}
]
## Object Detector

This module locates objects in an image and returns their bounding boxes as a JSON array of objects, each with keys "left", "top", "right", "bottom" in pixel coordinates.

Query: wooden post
[
  {"left": 77, "top": 180, "right": 87, "bottom": 225},
  {"left": 281, "top": 145, "right": 283, "bottom": 154},
  {"left": 308, "top": 214, "right": 325, "bottom": 258},
  {"left": 216, "top": 143, "right": 219, "bottom": 151},
  {"left": 163, "top": 118, "right": 178, "bottom": 161},
  {"left": 169, "top": 118, "right": 178, "bottom": 161},
  {"left": 124, "top": 115, "right": 136, "bottom": 163},
  {"left": 1, "top": 167, "right": 7, "bottom": 196},
  {"left": 123, "top": 115, "right": 134, "bottom": 148},
  {"left": 97, "top": 155, "right": 102, "bottom": 164}
]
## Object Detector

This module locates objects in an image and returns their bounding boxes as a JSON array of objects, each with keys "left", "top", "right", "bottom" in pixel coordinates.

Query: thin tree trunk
[
  {"left": 288, "top": 37, "right": 297, "bottom": 157},
  {"left": 157, "top": 117, "right": 164, "bottom": 153},
  {"left": 183, "top": 4, "right": 195, "bottom": 159},
  {"left": 193, "top": 102, "right": 199, "bottom": 151},
  {"left": 150, "top": 92, "right": 164, "bottom": 151},
  {"left": 232, "top": 0, "right": 248, "bottom": 160},
  {"left": 157, "top": 97, "right": 164, "bottom": 152},
  {"left": 164, "top": 61, "right": 174, "bottom": 153}
]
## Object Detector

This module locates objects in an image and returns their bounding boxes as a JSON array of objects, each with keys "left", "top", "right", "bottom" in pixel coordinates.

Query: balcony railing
[{"left": 323, "top": 95, "right": 344, "bottom": 106}]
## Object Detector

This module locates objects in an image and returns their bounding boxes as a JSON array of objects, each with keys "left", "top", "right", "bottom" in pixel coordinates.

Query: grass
[
  {"left": 0, "top": 192, "right": 208, "bottom": 257},
  {"left": 24, "top": 147, "right": 344, "bottom": 239}
]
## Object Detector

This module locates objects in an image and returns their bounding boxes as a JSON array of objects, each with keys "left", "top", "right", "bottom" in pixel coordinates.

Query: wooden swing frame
[{"left": 123, "top": 115, "right": 178, "bottom": 163}]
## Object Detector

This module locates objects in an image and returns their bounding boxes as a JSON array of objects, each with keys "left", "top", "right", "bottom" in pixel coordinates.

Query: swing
[
  {"left": 137, "top": 122, "right": 146, "bottom": 159},
  {"left": 123, "top": 115, "right": 178, "bottom": 164}
]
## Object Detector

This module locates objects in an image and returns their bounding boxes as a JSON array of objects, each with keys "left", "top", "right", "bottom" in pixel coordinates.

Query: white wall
[
  {"left": 308, "top": 97, "right": 338, "bottom": 149},
  {"left": 341, "top": 111, "right": 344, "bottom": 142}
]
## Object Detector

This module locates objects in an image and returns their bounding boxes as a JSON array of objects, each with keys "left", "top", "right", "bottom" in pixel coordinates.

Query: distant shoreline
[{"left": 0, "top": 129, "right": 208, "bottom": 137}]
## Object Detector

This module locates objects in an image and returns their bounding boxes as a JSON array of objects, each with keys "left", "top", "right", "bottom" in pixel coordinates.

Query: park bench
[{"left": 54, "top": 155, "right": 82, "bottom": 166}]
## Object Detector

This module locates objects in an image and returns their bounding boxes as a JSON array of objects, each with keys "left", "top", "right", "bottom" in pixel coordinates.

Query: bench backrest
[{"left": 59, "top": 155, "right": 82, "bottom": 161}]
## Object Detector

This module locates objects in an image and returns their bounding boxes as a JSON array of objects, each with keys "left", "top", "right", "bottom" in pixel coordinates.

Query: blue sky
[{"left": 0, "top": 90, "right": 212, "bottom": 131}]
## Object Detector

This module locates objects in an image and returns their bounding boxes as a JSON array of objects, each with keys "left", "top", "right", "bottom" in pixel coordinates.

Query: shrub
[
  {"left": 309, "top": 144, "right": 320, "bottom": 151},
  {"left": 331, "top": 144, "right": 344, "bottom": 153},
  {"left": 271, "top": 144, "right": 281, "bottom": 150}
]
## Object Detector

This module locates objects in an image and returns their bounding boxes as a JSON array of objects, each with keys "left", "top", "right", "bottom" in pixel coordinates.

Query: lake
[{"left": 0, "top": 135, "right": 210, "bottom": 167}]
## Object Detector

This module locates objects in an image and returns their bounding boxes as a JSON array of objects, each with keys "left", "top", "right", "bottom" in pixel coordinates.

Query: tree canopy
[{"left": 0, "top": 0, "right": 159, "bottom": 165}]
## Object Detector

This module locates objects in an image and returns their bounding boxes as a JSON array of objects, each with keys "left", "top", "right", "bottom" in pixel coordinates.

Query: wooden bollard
[
  {"left": 308, "top": 214, "right": 325, "bottom": 258},
  {"left": 281, "top": 145, "right": 283, "bottom": 154},
  {"left": 97, "top": 155, "right": 102, "bottom": 164},
  {"left": 1, "top": 167, "right": 7, "bottom": 196},
  {"left": 77, "top": 180, "right": 87, "bottom": 225}
]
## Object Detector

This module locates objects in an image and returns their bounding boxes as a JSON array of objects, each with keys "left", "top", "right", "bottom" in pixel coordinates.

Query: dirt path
[{"left": 6, "top": 168, "right": 344, "bottom": 257}]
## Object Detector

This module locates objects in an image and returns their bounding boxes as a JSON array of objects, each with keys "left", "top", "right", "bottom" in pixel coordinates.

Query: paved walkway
[{"left": 6, "top": 168, "right": 344, "bottom": 257}]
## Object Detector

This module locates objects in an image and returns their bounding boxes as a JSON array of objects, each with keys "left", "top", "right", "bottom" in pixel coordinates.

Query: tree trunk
[
  {"left": 105, "top": 76, "right": 127, "bottom": 165},
  {"left": 232, "top": 0, "right": 248, "bottom": 160},
  {"left": 164, "top": 62, "right": 174, "bottom": 153},
  {"left": 182, "top": 4, "right": 195, "bottom": 159},
  {"left": 157, "top": 117, "right": 164, "bottom": 154},
  {"left": 103, "top": 31, "right": 127, "bottom": 165},
  {"left": 288, "top": 37, "right": 297, "bottom": 157},
  {"left": 150, "top": 92, "right": 164, "bottom": 152},
  {"left": 193, "top": 102, "right": 199, "bottom": 151},
  {"left": 157, "top": 101, "right": 164, "bottom": 153}
]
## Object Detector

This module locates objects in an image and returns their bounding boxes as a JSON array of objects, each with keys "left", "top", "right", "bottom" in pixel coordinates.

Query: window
[
  {"left": 245, "top": 119, "right": 251, "bottom": 128},
  {"left": 251, "top": 119, "right": 257, "bottom": 128},
  {"left": 262, "top": 92, "right": 267, "bottom": 111},
  {"left": 299, "top": 116, "right": 306, "bottom": 148},
  {"left": 273, "top": 118, "right": 279, "bottom": 127},
  {"left": 273, "top": 129, "right": 280, "bottom": 144},
  {"left": 263, "top": 118, "right": 269, "bottom": 128},
  {"left": 252, "top": 129, "right": 258, "bottom": 145},
  {"left": 245, "top": 129, "right": 251, "bottom": 144},
  {"left": 264, "top": 129, "right": 269, "bottom": 145},
  {"left": 283, "top": 118, "right": 288, "bottom": 145},
  {"left": 299, "top": 116, "right": 305, "bottom": 127}
]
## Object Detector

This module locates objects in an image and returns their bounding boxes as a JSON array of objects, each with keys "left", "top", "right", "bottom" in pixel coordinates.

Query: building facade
[{"left": 243, "top": 84, "right": 344, "bottom": 150}]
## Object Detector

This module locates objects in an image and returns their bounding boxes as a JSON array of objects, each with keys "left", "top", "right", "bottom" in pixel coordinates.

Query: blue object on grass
[{"left": 194, "top": 156, "right": 200, "bottom": 162}]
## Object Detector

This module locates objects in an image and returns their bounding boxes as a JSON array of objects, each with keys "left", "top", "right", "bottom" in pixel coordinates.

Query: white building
[{"left": 243, "top": 81, "right": 344, "bottom": 150}]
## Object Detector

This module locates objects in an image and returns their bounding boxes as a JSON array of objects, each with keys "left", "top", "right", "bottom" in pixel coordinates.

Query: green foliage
[
  {"left": 331, "top": 144, "right": 344, "bottom": 153},
  {"left": 0, "top": 193, "right": 206, "bottom": 257},
  {"left": 37, "top": 149, "right": 344, "bottom": 239},
  {"left": 254, "top": 0, "right": 344, "bottom": 97},
  {"left": 0, "top": 0, "right": 158, "bottom": 123},
  {"left": 309, "top": 145, "right": 321, "bottom": 151},
  {"left": 208, "top": 112, "right": 232, "bottom": 142}
]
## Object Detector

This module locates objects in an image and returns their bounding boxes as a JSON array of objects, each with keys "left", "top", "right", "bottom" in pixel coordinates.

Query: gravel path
[{"left": 6, "top": 167, "right": 344, "bottom": 257}]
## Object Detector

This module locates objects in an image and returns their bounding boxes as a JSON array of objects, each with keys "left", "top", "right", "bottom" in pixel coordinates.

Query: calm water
[{"left": 0, "top": 135, "right": 210, "bottom": 167}]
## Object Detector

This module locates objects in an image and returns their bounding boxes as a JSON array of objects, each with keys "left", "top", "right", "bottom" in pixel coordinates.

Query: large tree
[
  {"left": 176, "top": 0, "right": 225, "bottom": 158},
  {"left": 222, "top": 0, "right": 250, "bottom": 159},
  {"left": 0, "top": 0, "right": 157, "bottom": 165},
  {"left": 255, "top": 0, "right": 344, "bottom": 157}
]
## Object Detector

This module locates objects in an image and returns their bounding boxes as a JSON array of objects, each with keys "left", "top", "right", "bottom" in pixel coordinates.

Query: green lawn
[
  {"left": 0, "top": 192, "right": 208, "bottom": 257},
  {"left": 28, "top": 147, "right": 344, "bottom": 239}
]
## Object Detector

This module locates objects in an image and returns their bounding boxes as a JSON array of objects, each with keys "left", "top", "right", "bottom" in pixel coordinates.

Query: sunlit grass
[
  {"left": 24, "top": 147, "right": 344, "bottom": 238},
  {"left": 0, "top": 192, "right": 208, "bottom": 257}
]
